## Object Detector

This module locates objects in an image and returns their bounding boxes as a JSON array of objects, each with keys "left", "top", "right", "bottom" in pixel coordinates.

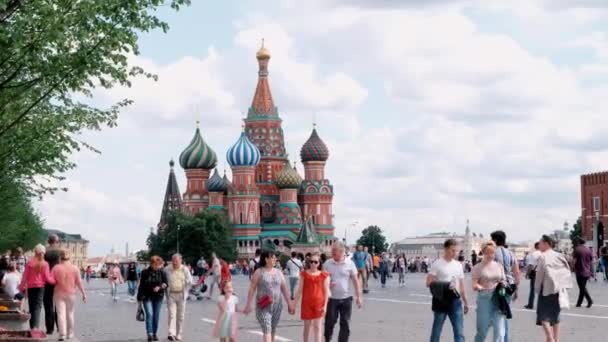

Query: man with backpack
[{"left": 491, "top": 230, "right": 521, "bottom": 342}]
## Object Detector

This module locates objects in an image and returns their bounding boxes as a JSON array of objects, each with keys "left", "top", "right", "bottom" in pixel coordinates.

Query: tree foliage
[
  {"left": 570, "top": 217, "right": 583, "bottom": 245},
  {"left": 0, "top": 178, "right": 44, "bottom": 251},
  {"left": 0, "top": 0, "right": 190, "bottom": 196},
  {"left": 357, "top": 225, "right": 388, "bottom": 254},
  {"left": 146, "top": 210, "right": 237, "bottom": 266}
]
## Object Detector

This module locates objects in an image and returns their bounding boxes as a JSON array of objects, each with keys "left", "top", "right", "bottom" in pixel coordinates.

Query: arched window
[
  {"left": 273, "top": 239, "right": 280, "bottom": 246},
  {"left": 240, "top": 212, "right": 243, "bottom": 224}
]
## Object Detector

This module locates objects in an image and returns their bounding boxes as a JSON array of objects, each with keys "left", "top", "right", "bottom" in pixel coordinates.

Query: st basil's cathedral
[{"left": 157, "top": 43, "right": 337, "bottom": 258}]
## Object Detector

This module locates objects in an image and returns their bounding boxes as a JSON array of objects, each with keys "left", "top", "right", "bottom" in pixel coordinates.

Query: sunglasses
[{"left": 310, "top": 260, "right": 320, "bottom": 264}]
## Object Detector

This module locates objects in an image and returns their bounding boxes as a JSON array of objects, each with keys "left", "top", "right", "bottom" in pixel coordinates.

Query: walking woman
[
  {"left": 535, "top": 235, "right": 572, "bottom": 342},
  {"left": 472, "top": 241, "right": 506, "bottom": 342},
  {"left": 137, "top": 256, "right": 168, "bottom": 341},
  {"left": 294, "top": 252, "right": 330, "bottom": 342},
  {"left": 243, "top": 251, "right": 295, "bottom": 342},
  {"left": 379, "top": 252, "right": 390, "bottom": 288},
  {"left": 52, "top": 250, "right": 87, "bottom": 341},
  {"left": 19, "top": 244, "right": 55, "bottom": 329},
  {"left": 108, "top": 262, "right": 124, "bottom": 302},
  {"left": 126, "top": 262, "right": 139, "bottom": 301}
]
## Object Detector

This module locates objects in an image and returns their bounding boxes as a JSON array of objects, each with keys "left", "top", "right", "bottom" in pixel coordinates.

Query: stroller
[{"left": 188, "top": 275, "right": 208, "bottom": 301}]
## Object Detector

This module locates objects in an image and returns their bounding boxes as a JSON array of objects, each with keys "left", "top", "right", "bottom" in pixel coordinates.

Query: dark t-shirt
[
  {"left": 45, "top": 247, "right": 61, "bottom": 270},
  {"left": 573, "top": 245, "right": 592, "bottom": 278}
]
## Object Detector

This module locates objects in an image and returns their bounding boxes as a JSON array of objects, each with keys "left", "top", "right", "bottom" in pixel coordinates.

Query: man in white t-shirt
[
  {"left": 1, "top": 263, "right": 23, "bottom": 300},
  {"left": 426, "top": 239, "right": 469, "bottom": 342},
  {"left": 524, "top": 242, "right": 542, "bottom": 309},
  {"left": 324, "top": 241, "right": 362, "bottom": 342},
  {"left": 286, "top": 252, "right": 303, "bottom": 300}
]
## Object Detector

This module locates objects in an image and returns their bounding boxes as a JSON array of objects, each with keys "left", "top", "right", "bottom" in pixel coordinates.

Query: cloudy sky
[{"left": 36, "top": 0, "right": 608, "bottom": 256}]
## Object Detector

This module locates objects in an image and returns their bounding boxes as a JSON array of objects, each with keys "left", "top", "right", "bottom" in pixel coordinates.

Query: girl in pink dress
[{"left": 212, "top": 281, "right": 239, "bottom": 341}]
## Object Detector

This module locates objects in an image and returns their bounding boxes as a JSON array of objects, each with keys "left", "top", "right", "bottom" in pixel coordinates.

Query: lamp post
[{"left": 177, "top": 224, "right": 181, "bottom": 254}]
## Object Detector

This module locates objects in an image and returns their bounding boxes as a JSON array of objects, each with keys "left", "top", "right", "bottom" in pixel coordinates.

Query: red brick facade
[{"left": 580, "top": 171, "right": 608, "bottom": 243}]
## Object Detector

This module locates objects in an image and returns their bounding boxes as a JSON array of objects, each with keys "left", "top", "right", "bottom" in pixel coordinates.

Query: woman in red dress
[{"left": 295, "top": 252, "right": 330, "bottom": 342}]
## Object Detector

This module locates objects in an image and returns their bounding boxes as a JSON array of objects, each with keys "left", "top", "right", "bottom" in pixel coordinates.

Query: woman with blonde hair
[
  {"left": 137, "top": 256, "right": 168, "bottom": 341},
  {"left": 52, "top": 250, "right": 87, "bottom": 341},
  {"left": 471, "top": 241, "right": 506, "bottom": 342},
  {"left": 19, "top": 244, "right": 55, "bottom": 329}
]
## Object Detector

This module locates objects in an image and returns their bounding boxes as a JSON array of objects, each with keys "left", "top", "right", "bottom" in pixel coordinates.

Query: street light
[{"left": 177, "top": 224, "right": 181, "bottom": 254}]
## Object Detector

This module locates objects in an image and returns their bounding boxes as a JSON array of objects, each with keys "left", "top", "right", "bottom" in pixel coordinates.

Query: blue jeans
[
  {"left": 289, "top": 277, "right": 298, "bottom": 299},
  {"left": 128, "top": 280, "right": 137, "bottom": 297},
  {"left": 143, "top": 298, "right": 163, "bottom": 335},
  {"left": 475, "top": 291, "right": 505, "bottom": 342},
  {"left": 430, "top": 298, "right": 464, "bottom": 342},
  {"left": 110, "top": 282, "right": 118, "bottom": 298},
  {"left": 503, "top": 295, "right": 512, "bottom": 342}
]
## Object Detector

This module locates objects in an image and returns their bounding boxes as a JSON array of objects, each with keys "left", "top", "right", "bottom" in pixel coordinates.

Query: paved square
[{"left": 68, "top": 273, "right": 608, "bottom": 341}]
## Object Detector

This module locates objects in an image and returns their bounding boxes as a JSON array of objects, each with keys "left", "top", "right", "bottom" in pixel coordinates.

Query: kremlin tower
[{"left": 157, "top": 42, "right": 336, "bottom": 258}]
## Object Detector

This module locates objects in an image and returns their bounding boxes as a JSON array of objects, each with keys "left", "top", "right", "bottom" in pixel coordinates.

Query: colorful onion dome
[
  {"left": 222, "top": 171, "right": 232, "bottom": 191},
  {"left": 226, "top": 132, "right": 261, "bottom": 167},
  {"left": 300, "top": 127, "right": 329, "bottom": 162},
  {"left": 206, "top": 169, "right": 226, "bottom": 193},
  {"left": 179, "top": 126, "right": 217, "bottom": 170},
  {"left": 275, "top": 161, "right": 303, "bottom": 189}
]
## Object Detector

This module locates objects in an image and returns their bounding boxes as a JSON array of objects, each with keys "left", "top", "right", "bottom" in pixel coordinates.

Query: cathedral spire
[
  {"left": 249, "top": 39, "right": 277, "bottom": 117},
  {"left": 158, "top": 159, "right": 182, "bottom": 233}
]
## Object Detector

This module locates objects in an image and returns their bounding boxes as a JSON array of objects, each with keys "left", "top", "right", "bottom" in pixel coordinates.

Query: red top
[
  {"left": 300, "top": 271, "right": 329, "bottom": 320},
  {"left": 19, "top": 259, "right": 55, "bottom": 291},
  {"left": 220, "top": 261, "right": 231, "bottom": 283}
]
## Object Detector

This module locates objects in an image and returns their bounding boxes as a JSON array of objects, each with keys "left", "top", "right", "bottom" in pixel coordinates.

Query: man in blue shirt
[{"left": 352, "top": 245, "right": 369, "bottom": 293}]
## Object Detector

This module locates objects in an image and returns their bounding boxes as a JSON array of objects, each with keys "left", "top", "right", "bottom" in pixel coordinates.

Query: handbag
[
  {"left": 136, "top": 302, "right": 145, "bottom": 322},
  {"left": 558, "top": 288, "right": 570, "bottom": 309},
  {"left": 257, "top": 294, "right": 273, "bottom": 309}
]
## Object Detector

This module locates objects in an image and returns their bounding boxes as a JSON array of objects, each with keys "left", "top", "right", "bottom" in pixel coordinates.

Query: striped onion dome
[
  {"left": 226, "top": 132, "right": 261, "bottom": 167},
  {"left": 179, "top": 127, "right": 217, "bottom": 170},
  {"left": 275, "top": 161, "right": 303, "bottom": 189},
  {"left": 222, "top": 171, "right": 232, "bottom": 192},
  {"left": 300, "top": 127, "right": 329, "bottom": 162},
  {"left": 206, "top": 169, "right": 226, "bottom": 193}
]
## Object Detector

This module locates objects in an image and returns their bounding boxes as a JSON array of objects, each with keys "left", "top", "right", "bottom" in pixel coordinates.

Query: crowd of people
[{"left": 0, "top": 229, "right": 605, "bottom": 342}]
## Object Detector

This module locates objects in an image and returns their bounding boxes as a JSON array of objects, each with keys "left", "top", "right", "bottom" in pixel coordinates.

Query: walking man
[
  {"left": 206, "top": 253, "right": 222, "bottom": 299},
  {"left": 44, "top": 234, "right": 62, "bottom": 335},
  {"left": 324, "top": 242, "right": 363, "bottom": 342},
  {"left": 286, "top": 252, "right": 303, "bottom": 300},
  {"left": 352, "top": 245, "right": 368, "bottom": 294},
  {"left": 126, "top": 262, "right": 139, "bottom": 302},
  {"left": 573, "top": 237, "right": 593, "bottom": 308},
  {"left": 164, "top": 254, "right": 192, "bottom": 341},
  {"left": 524, "top": 242, "right": 541, "bottom": 310},
  {"left": 427, "top": 239, "right": 469, "bottom": 342},
  {"left": 491, "top": 230, "right": 520, "bottom": 342}
]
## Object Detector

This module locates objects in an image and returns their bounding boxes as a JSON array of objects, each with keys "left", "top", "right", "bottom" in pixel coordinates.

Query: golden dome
[{"left": 256, "top": 39, "right": 271, "bottom": 59}]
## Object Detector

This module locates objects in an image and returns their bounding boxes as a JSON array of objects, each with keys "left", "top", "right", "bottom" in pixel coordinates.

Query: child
[{"left": 212, "top": 281, "right": 239, "bottom": 342}]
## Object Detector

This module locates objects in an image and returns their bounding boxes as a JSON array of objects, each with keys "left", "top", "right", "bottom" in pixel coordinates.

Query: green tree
[
  {"left": 570, "top": 217, "right": 583, "bottom": 245},
  {"left": 0, "top": 0, "right": 190, "bottom": 196},
  {"left": 145, "top": 210, "right": 237, "bottom": 266},
  {"left": 0, "top": 178, "right": 44, "bottom": 251},
  {"left": 357, "top": 225, "right": 388, "bottom": 254}
]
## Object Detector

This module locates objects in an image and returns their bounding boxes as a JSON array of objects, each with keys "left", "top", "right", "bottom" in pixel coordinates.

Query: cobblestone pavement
[{"left": 61, "top": 273, "right": 608, "bottom": 341}]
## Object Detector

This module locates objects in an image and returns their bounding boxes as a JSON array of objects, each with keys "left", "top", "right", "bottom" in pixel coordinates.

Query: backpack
[{"left": 251, "top": 258, "right": 261, "bottom": 272}]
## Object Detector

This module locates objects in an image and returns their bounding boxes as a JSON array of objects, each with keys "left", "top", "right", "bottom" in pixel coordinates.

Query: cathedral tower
[
  {"left": 244, "top": 42, "right": 287, "bottom": 199},
  {"left": 157, "top": 159, "right": 182, "bottom": 233},
  {"left": 227, "top": 131, "right": 262, "bottom": 241},
  {"left": 299, "top": 125, "right": 334, "bottom": 235},
  {"left": 178, "top": 124, "right": 218, "bottom": 214},
  {"left": 274, "top": 161, "right": 303, "bottom": 229}
]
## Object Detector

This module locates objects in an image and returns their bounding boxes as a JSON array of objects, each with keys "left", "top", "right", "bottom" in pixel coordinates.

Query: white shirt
[
  {"left": 286, "top": 258, "right": 303, "bottom": 278},
  {"left": 2, "top": 272, "right": 21, "bottom": 297},
  {"left": 323, "top": 258, "right": 358, "bottom": 300},
  {"left": 219, "top": 295, "right": 238, "bottom": 313},
  {"left": 526, "top": 250, "right": 542, "bottom": 268},
  {"left": 212, "top": 258, "right": 221, "bottom": 275},
  {"left": 429, "top": 258, "right": 464, "bottom": 283}
]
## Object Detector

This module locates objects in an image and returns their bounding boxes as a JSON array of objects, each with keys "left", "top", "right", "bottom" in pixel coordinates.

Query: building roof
[
  {"left": 179, "top": 125, "right": 218, "bottom": 170},
  {"left": 295, "top": 218, "right": 319, "bottom": 245},
  {"left": 159, "top": 160, "right": 182, "bottom": 229},
  {"left": 45, "top": 229, "right": 88, "bottom": 243},
  {"left": 275, "top": 161, "right": 303, "bottom": 189},
  {"left": 249, "top": 42, "right": 276, "bottom": 117},
  {"left": 226, "top": 132, "right": 261, "bottom": 167},
  {"left": 300, "top": 127, "right": 329, "bottom": 162},
  {"left": 206, "top": 169, "right": 227, "bottom": 193}
]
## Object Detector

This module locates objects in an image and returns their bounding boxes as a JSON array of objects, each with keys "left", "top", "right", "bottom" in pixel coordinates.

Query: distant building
[
  {"left": 580, "top": 172, "right": 608, "bottom": 253},
  {"left": 551, "top": 221, "right": 573, "bottom": 254},
  {"left": 392, "top": 229, "right": 484, "bottom": 261},
  {"left": 45, "top": 229, "right": 89, "bottom": 268}
]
